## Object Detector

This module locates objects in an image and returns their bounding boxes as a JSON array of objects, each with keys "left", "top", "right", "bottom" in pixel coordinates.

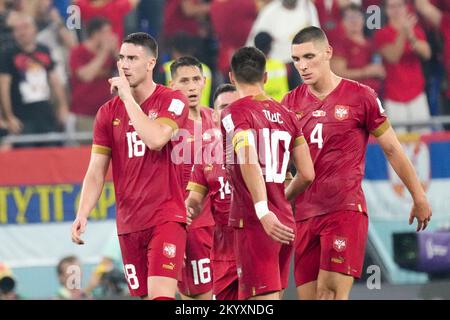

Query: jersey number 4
[{"left": 310, "top": 123, "right": 323, "bottom": 149}]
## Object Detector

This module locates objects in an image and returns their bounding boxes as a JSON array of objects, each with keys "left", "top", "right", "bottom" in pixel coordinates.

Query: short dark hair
[
  {"left": 292, "top": 26, "right": 328, "bottom": 45},
  {"left": 123, "top": 32, "right": 158, "bottom": 58},
  {"left": 230, "top": 47, "right": 266, "bottom": 84},
  {"left": 86, "top": 17, "right": 111, "bottom": 38},
  {"left": 213, "top": 83, "right": 236, "bottom": 105},
  {"left": 254, "top": 31, "right": 273, "bottom": 56},
  {"left": 57, "top": 256, "right": 78, "bottom": 277},
  {"left": 170, "top": 56, "right": 203, "bottom": 78}
]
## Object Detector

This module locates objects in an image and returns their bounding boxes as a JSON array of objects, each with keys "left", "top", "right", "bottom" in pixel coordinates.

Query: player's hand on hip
[
  {"left": 186, "top": 207, "right": 194, "bottom": 226},
  {"left": 109, "top": 61, "right": 132, "bottom": 101},
  {"left": 260, "top": 212, "right": 295, "bottom": 245},
  {"left": 71, "top": 216, "right": 88, "bottom": 245},
  {"left": 409, "top": 197, "right": 432, "bottom": 232}
]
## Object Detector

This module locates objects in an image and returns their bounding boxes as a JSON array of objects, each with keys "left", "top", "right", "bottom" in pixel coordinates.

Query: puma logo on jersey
[
  {"left": 162, "top": 262, "right": 176, "bottom": 270},
  {"left": 312, "top": 110, "right": 326, "bottom": 117},
  {"left": 262, "top": 110, "right": 284, "bottom": 124},
  {"left": 113, "top": 118, "right": 120, "bottom": 126}
]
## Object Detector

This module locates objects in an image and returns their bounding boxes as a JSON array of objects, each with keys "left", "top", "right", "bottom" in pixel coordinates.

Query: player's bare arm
[
  {"left": 237, "top": 142, "right": 295, "bottom": 245},
  {"left": 109, "top": 62, "right": 174, "bottom": 151},
  {"left": 376, "top": 127, "right": 432, "bottom": 231},
  {"left": 415, "top": 0, "right": 443, "bottom": 29},
  {"left": 285, "top": 141, "right": 315, "bottom": 201},
  {"left": 71, "top": 152, "right": 111, "bottom": 245},
  {"left": 185, "top": 190, "right": 206, "bottom": 225}
]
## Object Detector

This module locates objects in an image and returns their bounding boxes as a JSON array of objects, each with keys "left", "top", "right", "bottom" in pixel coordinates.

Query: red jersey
[
  {"left": 76, "top": 0, "right": 132, "bottom": 41},
  {"left": 374, "top": 24, "right": 427, "bottom": 102},
  {"left": 282, "top": 79, "right": 389, "bottom": 221},
  {"left": 162, "top": 0, "right": 200, "bottom": 38},
  {"left": 187, "top": 162, "right": 233, "bottom": 260},
  {"left": 333, "top": 36, "right": 382, "bottom": 94},
  {"left": 172, "top": 107, "right": 216, "bottom": 228},
  {"left": 220, "top": 95, "right": 305, "bottom": 229},
  {"left": 441, "top": 14, "right": 450, "bottom": 99},
  {"left": 69, "top": 44, "right": 115, "bottom": 116},
  {"left": 92, "top": 85, "right": 189, "bottom": 235}
]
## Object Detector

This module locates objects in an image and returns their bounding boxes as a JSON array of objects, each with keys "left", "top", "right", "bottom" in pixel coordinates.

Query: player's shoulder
[
  {"left": 342, "top": 78, "right": 377, "bottom": 99},
  {"left": 226, "top": 95, "right": 253, "bottom": 114},
  {"left": 283, "top": 84, "right": 308, "bottom": 103},
  {"left": 154, "top": 84, "right": 184, "bottom": 100}
]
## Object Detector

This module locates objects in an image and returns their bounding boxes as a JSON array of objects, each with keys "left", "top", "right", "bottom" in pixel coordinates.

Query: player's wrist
[{"left": 255, "top": 201, "right": 269, "bottom": 220}]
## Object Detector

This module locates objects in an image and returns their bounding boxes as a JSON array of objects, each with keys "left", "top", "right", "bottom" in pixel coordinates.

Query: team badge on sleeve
[
  {"left": 168, "top": 99, "right": 185, "bottom": 116},
  {"left": 163, "top": 242, "right": 177, "bottom": 258},
  {"left": 222, "top": 114, "right": 235, "bottom": 133},
  {"left": 334, "top": 105, "right": 350, "bottom": 121}
]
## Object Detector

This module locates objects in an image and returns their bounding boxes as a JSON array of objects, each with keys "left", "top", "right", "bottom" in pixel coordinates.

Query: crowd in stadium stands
[{"left": 0, "top": 0, "right": 449, "bottom": 149}]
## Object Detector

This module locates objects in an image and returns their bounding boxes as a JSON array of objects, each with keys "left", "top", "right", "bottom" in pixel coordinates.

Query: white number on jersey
[
  {"left": 123, "top": 264, "right": 139, "bottom": 290},
  {"left": 310, "top": 123, "right": 323, "bottom": 149},
  {"left": 218, "top": 176, "right": 231, "bottom": 199},
  {"left": 262, "top": 128, "right": 292, "bottom": 183},
  {"left": 126, "top": 131, "right": 146, "bottom": 158},
  {"left": 191, "top": 258, "right": 211, "bottom": 285}
]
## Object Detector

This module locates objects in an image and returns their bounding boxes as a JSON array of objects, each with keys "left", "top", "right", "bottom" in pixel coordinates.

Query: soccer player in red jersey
[
  {"left": 169, "top": 56, "right": 216, "bottom": 300},
  {"left": 70, "top": 33, "right": 189, "bottom": 300},
  {"left": 221, "top": 47, "right": 315, "bottom": 300},
  {"left": 185, "top": 84, "right": 239, "bottom": 300},
  {"left": 282, "top": 26, "right": 432, "bottom": 300}
]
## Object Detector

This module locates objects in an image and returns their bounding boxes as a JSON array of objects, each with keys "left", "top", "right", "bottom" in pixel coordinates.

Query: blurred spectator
[
  {"left": 55, "top": 255, "right": 86, "bottom": 299},
  {"left": 0, "top": 262, "right": 19, "bottom": 300},
  {"left": 69, "top": 17, "right": 116, "bottom": 132},
  {"left": 0, "top": 14, "right": 69, "bottom": 143},
  {"left": 312, "top": 0, "right": 349, "bottom": 44},
  {"left": 374, "top": 0, "right": 431, "bottom": 131},
  {"left": 161, "top": 32, "right": 212, "bottom": 107},
  {"left": 137, "top": 0, "right": 164, "bottom": 39},
  {"left": 0, "top": 0, "right": 19, "bottom": 56},
  {"left": 75, "top": 0, "right": 140, "bottom": 41},
  {"left": 247, "top": 0, "right": 320, "bottom": 64},
  {"left": 162, "top": 0, "right": 210, "bottom": 40},
  {"left": 210, "top": 0, "right": 257, "bottom": 78},
  {"left": 415, "top": 0, "right": 450, "bottom": 128},
  {"left": 29, "top": 0, "right": 78, "bottom": 87},
  {"left": 84, "top": 232, "right": 127, "bottom": 298},
  {"left": 254, "top": 31, "right": 289, "bottom": 101},
  {"left": 331, "top": 3, "right": 385, "bottom": 94}
]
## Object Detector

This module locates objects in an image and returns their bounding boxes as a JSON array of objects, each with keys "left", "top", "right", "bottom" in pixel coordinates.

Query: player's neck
[
  {"left": 131, "top": 79, "right": 157, "bottom": 105},
  {"left": 236, "top": 84, "right": 265, "bottom": 100},
  {"left": 189, "top": 105, "right": 202, "bottom": 121},
  {"left": 309, "top": 73, "right": 341, "bottom": 101}
]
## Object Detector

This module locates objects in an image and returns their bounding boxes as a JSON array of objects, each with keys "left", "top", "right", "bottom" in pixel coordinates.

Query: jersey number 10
[{"left": 262, "top": 128, "right": 291, "bottom": 184}]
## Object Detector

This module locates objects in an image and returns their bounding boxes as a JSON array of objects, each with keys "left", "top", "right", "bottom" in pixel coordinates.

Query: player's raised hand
[
  {"left": 260, "top": 212, "right": 295, "bottom": 245},
  {"left": 71, "top": 216, "right": 88, "bottom": 245},
  {"left": 409, "top": 197, "right": 432, "bottom": 232},
  {"left": 109, "top": 61, "right": 132, "bottom": 101}
]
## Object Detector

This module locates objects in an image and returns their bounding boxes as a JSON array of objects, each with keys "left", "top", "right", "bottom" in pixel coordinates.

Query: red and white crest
[
  {"left": 333, "top": 236, "right": 347, "bottom": 252},
  {"left": 148, "top": 110, "right": 158, "bottom": 120},
  {"left": 334, "top": 105, "right": 349, "bottom": 121},
  {"left": 163, "top": 243, "right": 176, "bottom": 258}
]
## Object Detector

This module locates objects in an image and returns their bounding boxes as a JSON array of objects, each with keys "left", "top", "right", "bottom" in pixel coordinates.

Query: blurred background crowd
[
  {"left": 1, "top": 0, "right": 450, "bottom": 300},
  {"left": 0, "top": 0, "right": 449, "bottom": 149}
]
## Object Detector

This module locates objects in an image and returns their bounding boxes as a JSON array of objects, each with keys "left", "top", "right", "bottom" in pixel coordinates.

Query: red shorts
[
  {"left": 178, "top": 226, "right": 214, "bottom": 296},
  {"left": 294, "top": 210, "right": 368, "bottom": 287},
  {"left": 212, "top": 260, "right": 238, "bottom": 300},
  {"left": 235, "top": 223, "right": 293, "bottom": 300},
  {"left": 118, "top": 222, "right": 186, "bottom": 297}
]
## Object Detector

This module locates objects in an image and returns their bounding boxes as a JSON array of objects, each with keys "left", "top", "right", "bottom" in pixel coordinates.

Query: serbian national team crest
[
  {"left": 163, "top": 243, "right": 176, "bottom": 258},
  {"left": 148, "top": 110, "right": 158, "bottom": 120},
  {"left": 333, "top": 236, "right": 347, "bottom": 252},
  {"left": 334, "top": 105, "right": 350, "bottom": 121}
]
